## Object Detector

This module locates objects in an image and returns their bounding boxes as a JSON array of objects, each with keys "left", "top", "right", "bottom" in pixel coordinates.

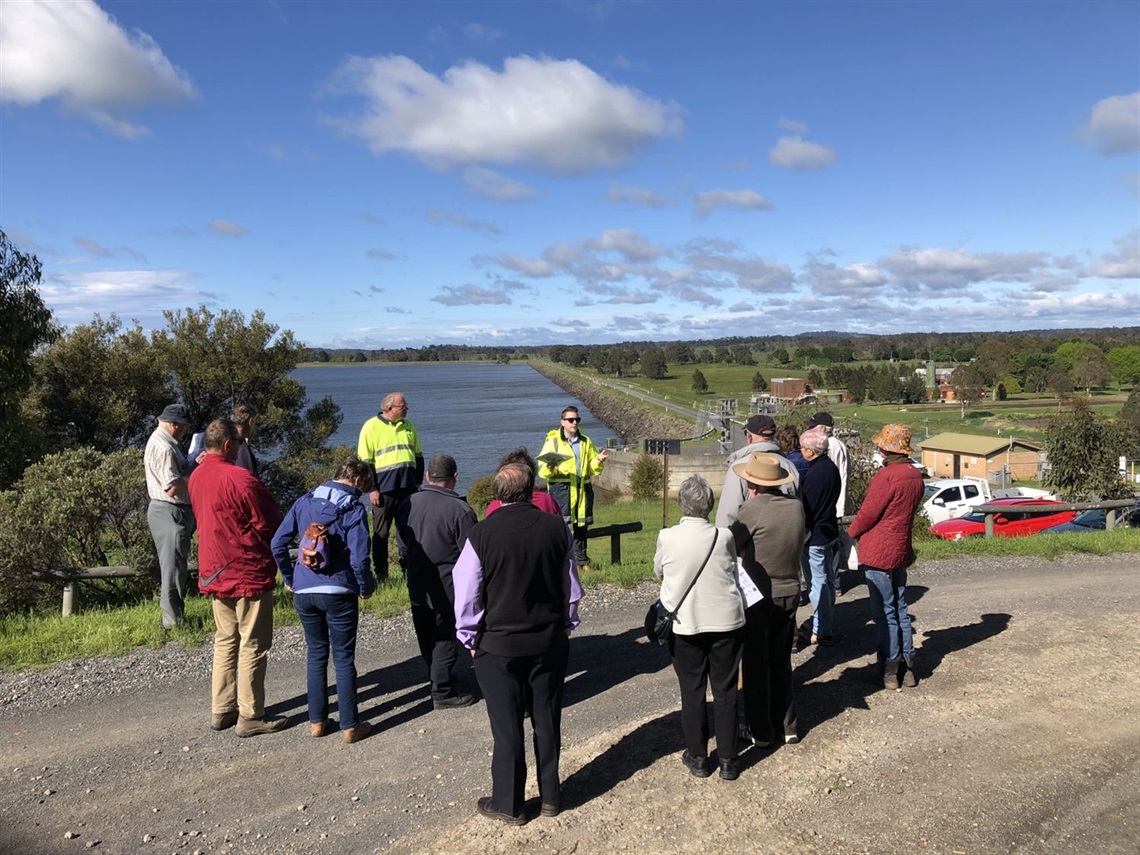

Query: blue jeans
[
  {"left": 806, "top": 540, "right": 839, "bottom": 636},
  {"left": 864, "top": 566, "right": 914, "bottom": 663},
  {"left": 294, "top": 592, "right": 361, "bottom": 729}
]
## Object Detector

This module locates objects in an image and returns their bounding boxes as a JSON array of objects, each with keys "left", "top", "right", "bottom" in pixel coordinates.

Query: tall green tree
[
  {"left": 691, "top": 369, "right": 708, "bottom": 393},
  {"left": 0, "top": 230, "right": 58, "bottom": 487},
  {"left": 150, "top": 306, "right": 343, "bottom": 500},
  {"left": 751, "top": 371, "right": 768, "bottom": 393},
  {"left": 1107, "top": 345, "right": 1140, "bottom": 388},
  {"left": 26, "top": 315, "right": 173, "bottom": 454},
  {"left": 1071, "top": 345, "right": 1111, "bottom": 394},
  {"left": 951, "top": 364, "right": 986, "bottom": 418},
  {"left": 639, "top": 346, "right": 667, "bottom": 380},
  {"left": 1044, "top": 399, "right": 1130, "bottom": 500}
]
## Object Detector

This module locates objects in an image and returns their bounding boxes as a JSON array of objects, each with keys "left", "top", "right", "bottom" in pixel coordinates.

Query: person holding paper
[
  {"left": 729, "top": 454, "right": 806, "bottom": 748},
  {"left": 653, "top": 476, "right": 745, "bottom": 781}
]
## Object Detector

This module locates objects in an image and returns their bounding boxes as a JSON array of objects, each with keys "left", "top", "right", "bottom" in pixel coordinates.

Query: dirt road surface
[{"left": 2, "top": 554, "right": 1137, "bottom": 855}]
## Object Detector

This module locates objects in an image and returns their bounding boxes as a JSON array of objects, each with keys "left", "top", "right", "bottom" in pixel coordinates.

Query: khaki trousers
[{"left": 211, "top": 591, "right": 274, "bottom": 719}]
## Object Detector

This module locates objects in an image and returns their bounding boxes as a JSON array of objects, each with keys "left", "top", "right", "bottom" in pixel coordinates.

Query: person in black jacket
[
  {"left": 799, "top": 428, "right": 842, "bottom": 646},
  {"left": 452, "top": 463, "right": 583, "bottom": 825},
  {"left": 395, "top": 453, "right": 478, "bottom": 709}
]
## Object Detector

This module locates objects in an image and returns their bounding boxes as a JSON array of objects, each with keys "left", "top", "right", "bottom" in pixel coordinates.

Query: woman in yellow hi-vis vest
[{"left": 537, "top": 405, "right": 608, "bottom": 568}]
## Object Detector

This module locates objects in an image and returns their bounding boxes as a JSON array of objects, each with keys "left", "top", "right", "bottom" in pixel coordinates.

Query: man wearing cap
[
  {"left": 395, "top": 453, "right": 478, "bottom": 709},
  {"left": 715, "top": 414, "right": 799, "bottom": 528},
  {"left": 799, "top": 428, "right": 842, "bottom": 646},
  {"left": 805, "top": 412, "right": 850, "bottom": 517},
  {"left": 728, "top": 453, "right": 806, "bottom": 747},
  {"left": 358, "top": 392, "right": 424, "bottom": 583},
  {"left": 144, "top": 403, "right": 196, "bottom": 630}
]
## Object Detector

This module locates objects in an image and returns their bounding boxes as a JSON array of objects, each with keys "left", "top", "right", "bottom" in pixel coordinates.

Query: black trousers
[
  {"left": 410, "top": 603, "right": 461, "bottom": 700},
  {"left": 371, "top": 489, "right": 413, "bottom": 582},
  {"left": 473, "top": 636, "right": 569, "bottom": 817},
  {"left": 669, "top": 629, "right": 742, "bottom": 761},
  {"left": 741, "top": 595, "right": 798, "bottom": 743}
]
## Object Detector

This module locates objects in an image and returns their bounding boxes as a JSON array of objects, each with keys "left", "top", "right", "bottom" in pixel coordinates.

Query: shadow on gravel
[
  {"left": 265, "top": 654, "right": 435, "bottom": 726},
  {"left": 917, "top": 613, "right": 1011, "bottom": 680},
  {"left": 560, "top": 710, "right": 683, "bottom": 808},
  {"left": 789, "top": 589, "right": 1011, "bottom": 738},
  {"left": 563, "top": 627, "right": 672, "bottom": 709}
]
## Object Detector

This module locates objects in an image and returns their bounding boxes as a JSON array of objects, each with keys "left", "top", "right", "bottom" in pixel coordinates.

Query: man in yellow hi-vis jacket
[
  {"left": 358, "top": 392, "right": 424, "bottom": 582},
  {"left": 537, "top": 405, "right": 608, "bottom": 568}
]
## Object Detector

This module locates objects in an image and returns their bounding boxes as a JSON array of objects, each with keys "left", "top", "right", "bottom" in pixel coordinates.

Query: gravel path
[{"left": 1, "top": 553, "right": 1137, "bottom": 855}]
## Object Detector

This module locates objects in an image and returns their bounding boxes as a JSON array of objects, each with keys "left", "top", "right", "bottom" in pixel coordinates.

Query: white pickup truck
[{"left": 922, "top": 477, "right": 1057, "bottom": 524}]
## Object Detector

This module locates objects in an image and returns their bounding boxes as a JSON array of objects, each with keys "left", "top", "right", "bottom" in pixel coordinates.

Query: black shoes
[
  {"left": 540, "top": 802, "right": 561, "bottom": 818},
  {"left": 681, "top": 750, "right": 712, "bottom": 778},
  {"left": 719, "top": 758, "right": 740, "bottom": 781},
  {"left": 476, "top": 797, "right": 526, "bottom": 826},
  {"left": 434, "top": 693, "right": 476, "bottom": 710}
]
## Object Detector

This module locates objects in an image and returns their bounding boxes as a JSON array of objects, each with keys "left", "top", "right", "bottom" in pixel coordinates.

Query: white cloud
[
  {"left": 367, "top": 249, "right": 398, "bottom": 261},
  {"left": 683, "top": 246, "right": 794, "bottom": 291},
  {"left": 463, "top": 22, "right": 504, "bottom": 43},
  {"left": 694, "top": 189, "right": 772, "bottom": 216},
  {"left": 73, "top": 235, "right": 146, "bottom": 261},
  {"left": 0, "top": 0, "right": 198, "bottom": 136},
  {"left": 329, "top": 54, "right": 682, "bottom": 173},
  {"left": 40, "top": 268, "right": 217, "bottom": 326},
  {"left": 768, "top": 135, "right": 836, "bottom": 171},
  {"left": 425, "top": 208, "right": 503, "bottom": 235},
  {"left": 607, "top": 182, "right": 674, "bottom": 208},
  {"left": 1080, "top": 92, "right": 1140, "bottom": 154},
  {"left": 727, "top": 301, "right": 755, "bottom": 313},
  {"left": 486, "top": 253, "right": 556, "bottom": 277},
  {"left": 1089, "top": 231, "right": 1140, "bottom": 279},
  {"left": 74, "top": 236, "right": 111, "bottom": 257},
  {"left": 432, "top": 282, "right": 520, "bottom": 306},
  {"left": 463, "top": 167, "right": 539, "bottom": 202},
  {"left": 777, "top": 117, "right": 810, "bottom": 135},
  {"left": 600, "top": 291, "right": 659, "bottom": 305},
  {"left": 801, "top": 259, "right": 889, "bottom": 296},
  {"left": 208, "top": 219, "right": 249, "bottom": 237},
  {"left": 880, "top": 246, "right": 1051, "bottom": 291},
  {"left": 584, "top": 228, "right": 666, "bottom": 262}
]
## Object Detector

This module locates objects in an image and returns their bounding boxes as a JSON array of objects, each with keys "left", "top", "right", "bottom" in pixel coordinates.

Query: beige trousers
[{"left": 211, "top": 591, "right": 274, "bottom": 719}]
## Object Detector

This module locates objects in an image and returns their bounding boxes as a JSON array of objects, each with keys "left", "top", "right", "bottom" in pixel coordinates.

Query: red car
[{"left": 928, "top": 498, "right": 1077, "bottom": 541}]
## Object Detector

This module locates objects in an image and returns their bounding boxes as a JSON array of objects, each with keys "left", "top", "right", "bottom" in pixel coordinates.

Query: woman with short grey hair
[{"left": 653, "top": 475, "right": 746, "bottom": 780}]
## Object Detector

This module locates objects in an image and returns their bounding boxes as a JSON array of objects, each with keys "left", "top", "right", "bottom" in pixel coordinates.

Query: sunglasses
[{"left": 563, "top": 417, "right": 580, "bottom": 423}]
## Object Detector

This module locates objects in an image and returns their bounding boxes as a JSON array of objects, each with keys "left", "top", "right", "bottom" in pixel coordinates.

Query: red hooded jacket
[
  {"left": 848, "top": 460, "right": 925, "bottom": 571},
  {"left": 189, "top": 453, "right": 282, "bottom": 598}
]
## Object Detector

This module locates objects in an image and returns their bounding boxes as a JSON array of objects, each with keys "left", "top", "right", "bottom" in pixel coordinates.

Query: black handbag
[{"left": 645, "top": 532, "right": 720, "bottom": 645}]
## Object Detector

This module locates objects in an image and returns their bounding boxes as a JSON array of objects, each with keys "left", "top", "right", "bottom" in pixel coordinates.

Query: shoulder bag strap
[{"left": 666, "top": 530, "right": 720, "bottom": 616}]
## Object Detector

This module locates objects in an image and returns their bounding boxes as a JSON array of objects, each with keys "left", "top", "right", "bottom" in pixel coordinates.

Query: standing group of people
[
  {"left": 143, "top": 394, "right": 604, "bottom": 824},
  {"left": 655, "top": 414, "right": 924, "bottom": 780},
  {"left": 144, "top": 391, "right": 922, "bottom": 811}
]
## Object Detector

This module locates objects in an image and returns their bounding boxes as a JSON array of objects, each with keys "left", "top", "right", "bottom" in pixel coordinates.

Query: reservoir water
[{"left": 291, "top": 363, "right": 616, "bottom": 493}]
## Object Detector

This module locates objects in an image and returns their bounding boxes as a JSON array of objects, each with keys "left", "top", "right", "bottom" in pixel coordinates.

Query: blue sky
[{"left": 2, "top": 0, "right": 1138, "bottom": 348}]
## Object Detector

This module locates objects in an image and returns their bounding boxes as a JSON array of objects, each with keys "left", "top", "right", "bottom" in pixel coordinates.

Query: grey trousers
[{"left": 148, "top": 500, "right": 195, "bottom": 629}]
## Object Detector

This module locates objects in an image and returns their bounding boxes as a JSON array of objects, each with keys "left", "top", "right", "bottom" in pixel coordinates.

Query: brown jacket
[{"left": 730, "top": 491, "right": 806, "bottom": 601}]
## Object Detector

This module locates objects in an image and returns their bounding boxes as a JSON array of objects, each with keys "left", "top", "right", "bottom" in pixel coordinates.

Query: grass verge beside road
[{"left": 2, "top": 500, "right": 1138, "bottom": 671}]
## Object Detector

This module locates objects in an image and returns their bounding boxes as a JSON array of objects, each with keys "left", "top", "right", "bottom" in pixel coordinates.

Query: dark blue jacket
[
  {"left": 801, "top": 455, "right": 841, "bottom": 545},
  {"left": 271, "top": 481, "right": 375, "bottom": 596}
]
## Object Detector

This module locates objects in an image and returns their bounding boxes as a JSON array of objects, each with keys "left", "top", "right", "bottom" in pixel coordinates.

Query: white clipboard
[{"left": 735, "top": 559, "right": 764, "bottom": 608}]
